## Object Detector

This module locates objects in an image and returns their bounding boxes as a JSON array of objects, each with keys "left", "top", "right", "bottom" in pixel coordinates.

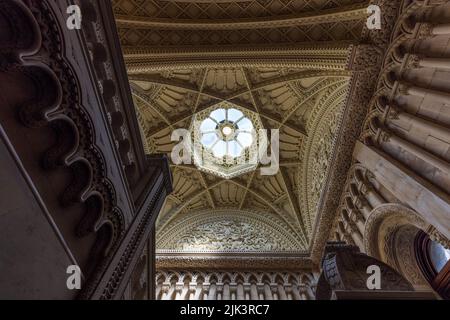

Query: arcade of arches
[{"left": 0, "top": 0, "right": 449, "bottom": 300}]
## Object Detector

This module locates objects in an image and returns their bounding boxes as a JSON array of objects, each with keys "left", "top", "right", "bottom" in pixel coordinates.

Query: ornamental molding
[
  {"left": 156, "top": 255, "right": 313, "bottom": 270},
  {"left": 300, "top": 81, "right": 349, "bottom": 235},
  {"left": 309, "top": 0, "right": 403, "bottom": 264}
]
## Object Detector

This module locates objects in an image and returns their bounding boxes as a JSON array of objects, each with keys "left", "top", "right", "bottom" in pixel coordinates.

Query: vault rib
[{"left": 228, "top": 179, "right": 307, "bottom": 247}]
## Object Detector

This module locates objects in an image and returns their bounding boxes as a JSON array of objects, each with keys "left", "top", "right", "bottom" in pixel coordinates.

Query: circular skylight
[
  {"left": 199, "top": 108, "right": 254, "bottom": 158},
  {"left": 190, "top": 102, "right": 265, "bottom": 179}
]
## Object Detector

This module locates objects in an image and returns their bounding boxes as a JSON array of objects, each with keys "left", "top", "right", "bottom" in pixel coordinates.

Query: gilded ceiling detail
[{"left": 112, "top": 0, "right": 369, "bottom": 258}]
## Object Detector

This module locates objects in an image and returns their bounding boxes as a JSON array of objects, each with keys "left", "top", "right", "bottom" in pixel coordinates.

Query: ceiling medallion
[{"left": 190, "top": 102, "right": 266, "bottom": 179}]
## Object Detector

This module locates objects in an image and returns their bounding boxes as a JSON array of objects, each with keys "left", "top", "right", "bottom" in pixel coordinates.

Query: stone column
[
  {"left": 342, "top": 211, "right": 365, "bottom": 250},
  {"left": 193, "top": 283, "right": 203, "bottom": 300},
  {"left": 298, "top": 284, "right": 309, "bottom": 300},
  {"left": 250, "top": 283, "right": 259, "bottom": 300},
  {"left": 230, "top": 284, "right": 237, "bottom": 300},
  {"left": 353, "top": 141, "right": 450, "bottom": 239},
  {"left": 155, "top": 283, "right": 162, "bottom": 300},
  {"left": 188, "top": 283, "right": 196, "bottom": 300},
  {"left": 348, "top": 208, "right": 365, "bottom": 235},
  {"left": 360, "top": 182, "right": 385, "bottom": 208},
  {"left": 356, "top": 173, "right": 385, "bottom": 209},
  {"left": 399, "top": 82, "right": 450, "bottom": 105},
  {"left": 236, "top": 283, "right": 244, "bottom": 300},
  {"left": 338, "top": 221, "right": 356, "bottom": 246},
  {"left": 387, "top": 105, "right": 450, "bottom": 146},
  {"left": 277, "top": 283, "right": 288, "bottom": 300},
  {"left": 419, "top": 58, "right": 450, "bottom": 70},
  {"left": 263, "top": 284, "right": 273, "bottom": 300},
  {"left": 207, "top": 283, "right": 217, "bottom": 300},
  {"left": 162, "top": 282, "right": 175, "bottom": 300},
  {"left": 413, "top": 4, "right": 450, "bottom": 25},
  {"left": 291, "top": 285, "right": 302, "bottom": 300},
  {"left": 353, "top": 196, "right": 372, "bottom": 219},
  {"left": 305, "top": 286, "right": 315, "bottom": 300},
  {"left": 175, "top": 282, "right": 185, "bottom": 300},
  {"left": 432, "top": 24, "right": 450, "bottom": 35},
  {"left": 379, "top": 129, "right": 450, "bottom": 173},
  {"left": 223, "top": 283, "right": 230, "bottom": 300},
  {"left": 216, "top": 284, "right": 223, "bottom": 300}
]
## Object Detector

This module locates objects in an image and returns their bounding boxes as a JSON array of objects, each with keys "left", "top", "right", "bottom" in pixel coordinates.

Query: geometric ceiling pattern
[{"left": 112, "top": 0, "right": 369, "bottom": 258}]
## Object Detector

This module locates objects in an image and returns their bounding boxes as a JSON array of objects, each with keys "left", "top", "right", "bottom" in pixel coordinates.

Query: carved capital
[
  {"left": 387, "top": 105, "right": 401, "bottom": 120},
  {"left": 397, "top": 82, "right": 410, "bottom": 95},
  {"left": 406, "top": 54, "right": 421, "bottom": 69},
  {"left": 354, "top": 195, "right": 370, "bottom": 210}
]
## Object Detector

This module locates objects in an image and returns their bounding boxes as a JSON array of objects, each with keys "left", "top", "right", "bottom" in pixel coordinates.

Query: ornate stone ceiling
[{"left": 112, "top": 0, "right": 370, "bottom": 266}]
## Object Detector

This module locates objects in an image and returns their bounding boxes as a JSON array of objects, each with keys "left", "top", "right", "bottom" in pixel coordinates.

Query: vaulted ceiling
[{"left": 112, "top": 0, "right": 370, "bottom": 264}]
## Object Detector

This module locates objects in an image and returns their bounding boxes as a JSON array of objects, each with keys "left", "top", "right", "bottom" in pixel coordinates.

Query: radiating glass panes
[
  {"left": 237, "top": 117, "right": 253, "bottom": 131},
  {"left": 228, "top": 108, "right": 244, "bottom": 122},
  {"left": 201, "top": 132, "right": 217, "bottom": 148},
  {"left": 199, "top": 107, "right": 254, "bottom": 158},
  {"left": 209, "top": 108, "right": 226, "bottom": 122}
]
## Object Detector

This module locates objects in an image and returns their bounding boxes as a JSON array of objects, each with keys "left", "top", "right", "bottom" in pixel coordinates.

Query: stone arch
[{"left": 364, "top": 203, "right": 431, "bottom": 290}]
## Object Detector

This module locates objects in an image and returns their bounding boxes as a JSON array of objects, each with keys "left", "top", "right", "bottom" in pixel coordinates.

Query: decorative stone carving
[
  {"left": 364, "top": 204, "right": 430, "bottom": 259},
  {"left": 391, "top": 225, "right": 429, "bottom": 289},
  {"left": 362, "top": 204, "right": 432, "bottom": 289},
  {"left": 176, "top": 220, "right": 282, "bottom": 252},
  {"left": 301, "top": 80, "right": 349, "bottom": 238},
  {"left": 156, "top": 255, "right": 313, "bottom": 270},
  {"left": 157, "top": 209, "right": 303, "bottom": 252}
]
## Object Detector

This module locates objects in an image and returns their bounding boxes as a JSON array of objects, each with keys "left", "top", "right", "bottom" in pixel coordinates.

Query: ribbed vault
[{"left": 112, "top": 0, "right": 370, "bottom": 264}]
